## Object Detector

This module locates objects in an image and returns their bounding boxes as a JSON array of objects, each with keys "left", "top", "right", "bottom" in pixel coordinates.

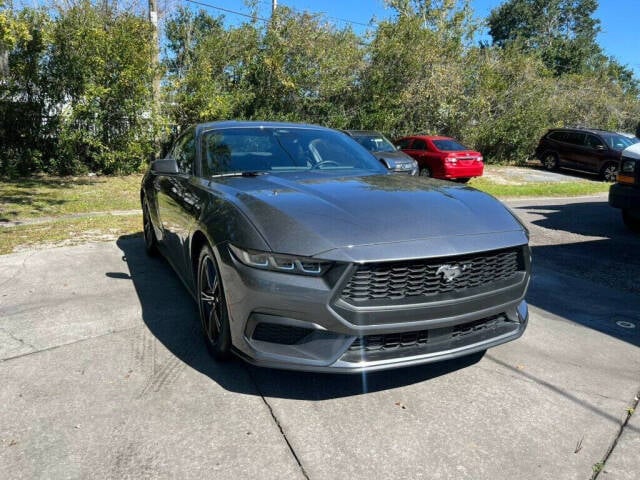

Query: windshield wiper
[{"left": 210, "top": 171, "right": 268, "bottom": 178}]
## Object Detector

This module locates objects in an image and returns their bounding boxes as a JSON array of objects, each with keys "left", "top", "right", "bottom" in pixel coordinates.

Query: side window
[
  {"left": 413, "top": 139, "right": 427, "bottom": 150},
  {"left": 586, "top": 135, "right": 604, "bottom": 149},
  {"left": 565, "top": 132, "right": 584, "bottom": 145},
  {"left": 396, "top": 138, "right": 412, "bottom": 149},
  {"left": 549, "top": 131, "right": 566, "bottom": 142},
  {"left": 171, "top": 128, "right": 196, "bottom": 174}
]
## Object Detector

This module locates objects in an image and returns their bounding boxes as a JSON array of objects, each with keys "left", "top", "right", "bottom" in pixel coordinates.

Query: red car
[{"left": 395, "top": 135, "right": 484, "bottom": 181}]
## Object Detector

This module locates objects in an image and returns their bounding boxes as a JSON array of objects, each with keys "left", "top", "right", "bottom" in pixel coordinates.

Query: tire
[
  {"left": 542, "top": 152, "right": 558, "bottom": 171},
  {"left": 622, "top": 209, "right": 640, "bottom": 233},
  {"left": 601, "top": 162, "right": 618, "bottom": 183},
  {"left": 419, "top": 166, "right": 431, "bottom": 177},
  {"left": 142, "top": 197, "right": 159, "bottom": 257},
  {"left": 197, "top": 245, "right": 232, "bottom": 360},
  {"left": 457, "top": 177, "right": 471, "bottom": 184}
]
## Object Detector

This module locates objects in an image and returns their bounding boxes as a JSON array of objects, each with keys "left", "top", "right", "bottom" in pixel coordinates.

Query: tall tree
[
  {"left": 487, "top": 0, "right": 601, "bottom": 75},
  {"left": 358, "top": 0, "right": 477, "bottom": 137}
]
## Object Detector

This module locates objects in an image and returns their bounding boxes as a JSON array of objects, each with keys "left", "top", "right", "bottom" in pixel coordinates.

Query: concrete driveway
[{"left": 1, "top": 194, "right": 639, "bottom": 479}]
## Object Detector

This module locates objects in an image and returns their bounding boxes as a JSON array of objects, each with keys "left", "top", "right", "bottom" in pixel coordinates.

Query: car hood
[
  {"left": 622, "top": 143, "right": 640, "bottom": 159},
  {"left": 371, "top": 150, "right": 414, "bottom": 161},
  {"left": 214, "top": 172, "right": 527, "bottom": 259}
]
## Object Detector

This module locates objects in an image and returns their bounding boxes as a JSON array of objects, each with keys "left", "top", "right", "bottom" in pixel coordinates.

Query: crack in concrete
[
  {"left": 244, "top": 365, "right": 310, "bottom": 480},
  {"left": 0, "top": 326, "right": 37, "bottom": 352},
  {"left": 485, "top": 355, "right": 640, "bottom": 434},
  {"left": 592, "top": 388, "right": 640, "bottom": 480},
  {"left": 0, "top": 250, "right": 37, "bottom": 289},
  {"left": 0, "top": 326, "right": 138, "bottom": 363}
]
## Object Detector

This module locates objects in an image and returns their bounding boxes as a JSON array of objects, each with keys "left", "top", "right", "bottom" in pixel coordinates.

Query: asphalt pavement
[{"left": 1, "top": 194, "right": 639, "bottom": 479}]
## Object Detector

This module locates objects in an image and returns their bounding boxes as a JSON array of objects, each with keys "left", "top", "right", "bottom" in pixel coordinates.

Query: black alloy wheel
[
  {"left": 542, "top": 152, "right": 558, "bottom": 171},
  {"left": 419, "top": 166, "right": 432, "bottom": 177},
  {"left": 601, "top": 162, "right": 618, "bottom": 183},
  {"left": 197, "top": 246, "right": 232, "bottom": 360},
  {"left": 142, "top": 197, "right": 158, "bottom": 256}
]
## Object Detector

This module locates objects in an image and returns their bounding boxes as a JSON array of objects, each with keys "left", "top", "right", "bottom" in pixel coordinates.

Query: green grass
[
  {"left": 0, "top": 174, "right": 142, "bottom": 254},
  {"left": 0, "top": 214, "right": 142, "bottom": 255},
  {"left": 468, "top": 176, "right": 611, "bottom": 197},
  {"left": 0, "top": 174, "right": 142, "bottom": 220}
]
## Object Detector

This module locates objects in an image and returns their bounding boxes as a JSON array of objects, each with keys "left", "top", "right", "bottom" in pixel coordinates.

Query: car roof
[
  {"left": 344, "top": 130, "right": 385, "bottom": 137},
  {"left": 400, "top": 135, "right": 453, "bottom": 141},
  {"left": 548, "top": 127, "right": 619, "bottom": 136},
  {"left": 196, "top": 120, "right": 335, "bottom": 133}
]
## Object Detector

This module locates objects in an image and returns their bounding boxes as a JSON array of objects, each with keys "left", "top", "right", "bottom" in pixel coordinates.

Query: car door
[
  {"left": 579, "top": 133, "right": 610, "bottom": 173},
  {"left": 155, "top": 127, "right": 199, "bottom": 278},
  {"left": 560, "top": 131, "right": 586, "bottom": 169}
]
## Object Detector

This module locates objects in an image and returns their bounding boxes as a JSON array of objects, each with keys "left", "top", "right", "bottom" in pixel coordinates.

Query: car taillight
[{"left": 477, "top": 156, "right": 483, "bottom": 163}]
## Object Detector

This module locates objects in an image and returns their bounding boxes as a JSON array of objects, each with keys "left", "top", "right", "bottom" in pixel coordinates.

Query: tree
[
  {"left": 358, "top": 0, "right": 477, "bottom": 138},
  {"left": 248, "top": 6, "right": 364, "bottom": 126},
  {"left": 0, "top": 6, "right": 51, "bottom": 175},
  {"left": 48, "top": 1, "right": 156, "bottom": 173},
  {"left": 487, "top": 0, "right": 601, "bottom": 75}
]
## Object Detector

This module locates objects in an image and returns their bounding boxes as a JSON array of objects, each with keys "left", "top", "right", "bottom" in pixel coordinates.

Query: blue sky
[{"left": 197, "top": 0, "right": 639, "bottom": 78}]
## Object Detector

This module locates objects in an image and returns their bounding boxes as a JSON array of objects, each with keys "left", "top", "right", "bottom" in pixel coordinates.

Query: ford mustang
[{"left": 141, "top": 121, "right": 531, "bottom": 372}]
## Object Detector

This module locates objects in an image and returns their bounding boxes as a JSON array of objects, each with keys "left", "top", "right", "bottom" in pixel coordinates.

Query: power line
[
  {"left": 183, "top": 0, "right": 376, "bottom": 28},
  {"left": 269, "top": 0, "right": 376, "bottom": 27},
  {"left": 183, "top": 0, "right": 270, "bottom": 22}
]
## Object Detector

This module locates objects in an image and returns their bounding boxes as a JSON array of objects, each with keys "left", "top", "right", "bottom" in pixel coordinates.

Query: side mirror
[{"left": 151, "top": 158, "right": 179, "bottom": 174}]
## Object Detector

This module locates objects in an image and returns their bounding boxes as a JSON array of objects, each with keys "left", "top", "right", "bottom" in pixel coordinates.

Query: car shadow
[
  {"left": 525, "top": 163, "right": 606, "bottom": 182},
  {"left": 111, "top": 235, "right": 485, "bottom": 400},
  {"left": 514, "top": 200, "right": 640, "bottom": 347}
]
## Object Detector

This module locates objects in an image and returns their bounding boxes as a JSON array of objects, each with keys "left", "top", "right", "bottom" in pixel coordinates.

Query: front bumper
[
  {"left": 609, "top": 182, "right": 640, "bottom": 211},
  {"left": 218, "top": 242, "right": 530, "bottom": 373}
]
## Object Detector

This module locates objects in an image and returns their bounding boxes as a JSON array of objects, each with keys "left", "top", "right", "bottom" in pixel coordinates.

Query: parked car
[
  {"left": 535, "top": 127, "right": 637, "bottom": 182},
  {"left": 609, "top": 143, "right": 640, "bottom": 232},
  {"left": 395, "top": 135, "right": 484, "bottom": 181},
  {"left": 344, "top": 130, "right": 418, "bottom": 175},
  {"left": 141, "top": 121, "right": 531, "bottom": 373}
]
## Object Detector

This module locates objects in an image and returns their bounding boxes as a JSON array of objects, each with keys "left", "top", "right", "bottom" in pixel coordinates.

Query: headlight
[
  {"left": 410, "top": 159, "right": 418, "bottom": 175},
  {"left": 229, "top": 244, "right": 333, "bottom": 276},
  {"left": 621, "top": 159, "right": 636, "bottom": 173}
]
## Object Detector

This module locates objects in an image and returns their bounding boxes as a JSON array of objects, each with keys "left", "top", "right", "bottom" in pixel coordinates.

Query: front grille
[
  {"left": 252, "top": 323, "right": 313, "bottom": 345},
  {"left": 340, "top": 247, "right": 522, "bottom": 304},
  {"left": 350, "top": 330, "right": 429, "bottom": 351},
  {"left": 342, "top": 314, "right": 517, "bottom": 362}
]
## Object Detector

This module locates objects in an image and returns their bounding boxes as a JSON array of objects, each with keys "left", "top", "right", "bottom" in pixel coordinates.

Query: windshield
[
  {"left": 432, "top": 139, "right": 469, "bottom": 151},
  {"left": 201, "top": 127, "right": 388, "bottom": 176},
  {"left": 352, "top": 134, "right": 397, "bottom": 153},
  {"left": 602, "top": 133, "right": 638, "bottom": 150}
]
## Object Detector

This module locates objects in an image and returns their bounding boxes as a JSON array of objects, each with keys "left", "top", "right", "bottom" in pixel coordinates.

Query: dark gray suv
[{"left": 535, "top": 128, "right": 638, "bottom": 182}]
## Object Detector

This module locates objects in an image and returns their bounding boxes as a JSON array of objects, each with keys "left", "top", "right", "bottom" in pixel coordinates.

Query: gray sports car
[{"left": 141, "top": 121, "right": 531, "bottom": 373}]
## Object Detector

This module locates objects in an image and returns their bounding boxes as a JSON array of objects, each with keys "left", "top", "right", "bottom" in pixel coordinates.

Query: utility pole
[
  {"left": 149, "top": 0, "right": 160, "bottom": 159},
  {"left": 272, "top": 0, "right": 277, "bottom": 14}
]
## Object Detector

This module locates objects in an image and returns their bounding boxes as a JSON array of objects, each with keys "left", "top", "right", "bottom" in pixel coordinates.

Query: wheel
[
  {"left": 419, "top": 166, "right": 431, "bottom": 177},
  {"left": 601, "top": 162, "right": 618, "bottom": 182},
  {"left": 622, "top": 209, "right": 640, "bottom": 233},
  {"left": 457, "top": 177, "right": 471, "bottom": 183},
  {"left": 197, "top": 245, "right": 232, "bottom": 360},
  {"left": 142, "top": 197, "right": 159, "bottom": 257},
  {"left": 542, "top": 152, "right": 558, "bottom": 171}
]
